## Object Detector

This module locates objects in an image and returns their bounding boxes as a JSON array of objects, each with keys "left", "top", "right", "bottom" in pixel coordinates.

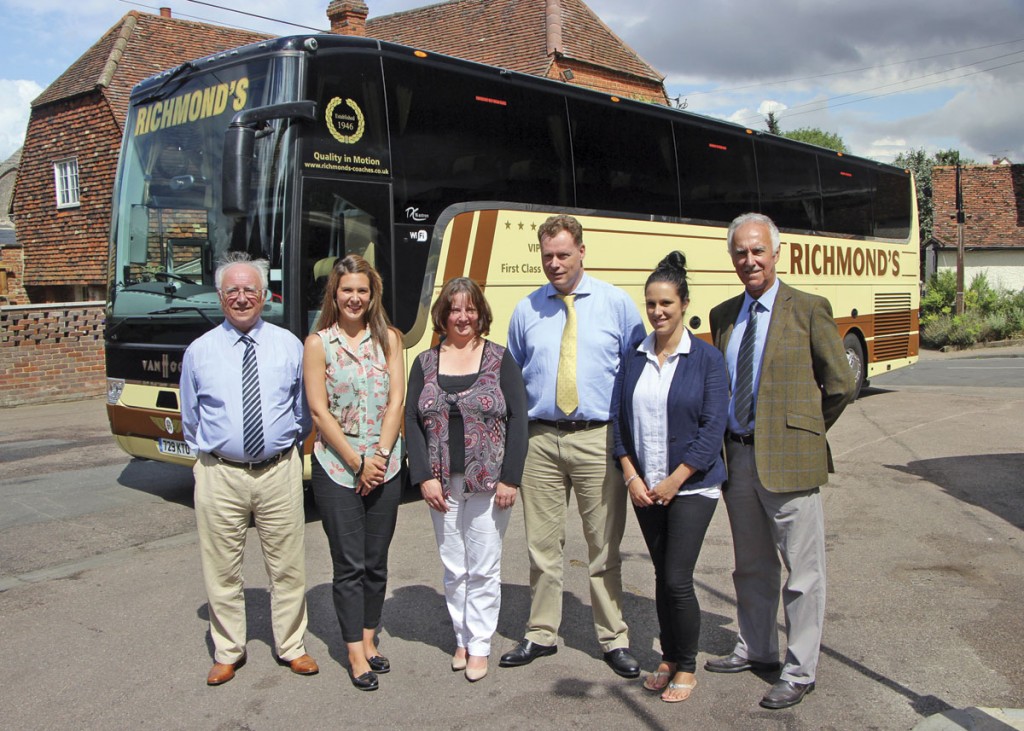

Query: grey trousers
[{"left": 723, "top": 441, "right": 826, "bottom": 684}]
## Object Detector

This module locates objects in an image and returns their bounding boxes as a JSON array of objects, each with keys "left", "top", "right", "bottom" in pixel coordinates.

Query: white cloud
[
  {"left": 923, "top": 76, "right": 1024, "bottom": 163},
  {"left": 2, "top": 0, "right": 1021, "bottom": 165},
  {"left": 725, "top": 107, "right": 758, "bottom": 125},
  {"left": 0, "top": 79, "right": 43, "bottom": 160},
  {"left": 758, "top": 100, "right": 788, "bottom": 115}
]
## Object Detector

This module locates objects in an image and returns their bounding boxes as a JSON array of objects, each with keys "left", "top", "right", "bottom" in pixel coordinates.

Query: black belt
[
  {"left": 727, "top": 432, "right": 755, "bottom": 446},
  {"left": 213, "top": 447, "right": 292, "bottom": 471},
  {"left": 534, "top": 419, "right": 610, "bottom": 433}
]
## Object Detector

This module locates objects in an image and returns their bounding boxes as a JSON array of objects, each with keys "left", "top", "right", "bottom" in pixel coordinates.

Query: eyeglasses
[{"left": 219, "top": 286, "right": 268, "bottom": 301}]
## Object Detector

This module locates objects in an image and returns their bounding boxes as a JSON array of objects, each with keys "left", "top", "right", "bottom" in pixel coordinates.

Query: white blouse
[{"left": 630, "top": 331, "right": 721, "bottom": 500}]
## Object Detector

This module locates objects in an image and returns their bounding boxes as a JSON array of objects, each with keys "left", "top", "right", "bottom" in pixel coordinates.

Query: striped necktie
[
  {"left": 733, "top": 301, "right": 759, "bottom": 431},
  {"left": 240, "top": 334, "right": 264, "bottom": 459},
  {"left": 555, "top": 294, "right": 578, "bottom": 415}
]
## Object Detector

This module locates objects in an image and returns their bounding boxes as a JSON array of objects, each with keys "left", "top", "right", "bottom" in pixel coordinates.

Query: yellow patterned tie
[{"left": 556, "top": 294, "right": 578, "bottom": 415}]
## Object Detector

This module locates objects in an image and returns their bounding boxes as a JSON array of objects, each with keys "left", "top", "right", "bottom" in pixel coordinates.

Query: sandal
[
  {"left": 643, "top": 670, "right": 671, "bottom": 692},
  {"left": 643, "top": 662, "right": 677, "bottom": 692},
  {"left": 661, "top": 678, "right": 697, "bottom": 703}
]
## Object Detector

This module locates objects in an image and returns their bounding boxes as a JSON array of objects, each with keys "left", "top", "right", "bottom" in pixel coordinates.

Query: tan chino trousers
[
  {"left": 519, "top": 422, "right": 629, "bottom": 651},
  {"left": 194, "top": 448, "right": 309, "bottom": 664}
]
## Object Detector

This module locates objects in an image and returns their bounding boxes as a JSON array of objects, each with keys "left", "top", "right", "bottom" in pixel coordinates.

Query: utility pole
[{"left": 954, "top": 161, "right": 966, "bottom": 315}]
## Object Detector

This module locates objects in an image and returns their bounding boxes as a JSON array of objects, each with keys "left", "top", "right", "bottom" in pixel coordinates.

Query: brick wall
[
  {"left": 932, "top": 164, "right": 1024, "bottom": 248},
  {"left": 0, "top": 302, "right": 106, "bottom": 407},
  {"left": 552, "top": 60, "right": 668, "bottom": 105},
  {"left": 12, "top": 93, "right": 122, "bottom": 291},
  {"left": 1, "top": 245, "right": 28, "bottom": 305}
]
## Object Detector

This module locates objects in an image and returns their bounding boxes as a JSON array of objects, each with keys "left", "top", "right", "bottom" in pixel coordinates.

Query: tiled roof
[
  {"left": 32, "top": 12, "right": 269, "bottom": 128},
  {"left": 34, "top": 3, "right": 662, "bottom": 122},
  {"left": 367, "top": 0, "right": 663, "bottom": 83},
  {"left": 932, "top": 165, "right": 1024, "bottom": 249},
  {"left": 1, "top": 147, "right": 22, "bottom": 174}
]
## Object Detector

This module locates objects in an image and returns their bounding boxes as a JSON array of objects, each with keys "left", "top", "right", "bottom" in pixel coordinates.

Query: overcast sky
[{"left": 2, "top": 0, "right": 1022, "bottom": 164}]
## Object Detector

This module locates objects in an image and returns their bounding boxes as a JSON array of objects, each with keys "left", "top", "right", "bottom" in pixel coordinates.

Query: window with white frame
[{"left": 54, "top": 158, "right": 80, "bottom": 208}]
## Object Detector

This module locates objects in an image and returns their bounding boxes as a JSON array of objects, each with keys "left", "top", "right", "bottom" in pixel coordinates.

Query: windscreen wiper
[
  {"left": 148, "top": 306, "right": 218, "bottom": 326},
  {"left": 135, "top": 62, "right": 196, "bottom": 105}
]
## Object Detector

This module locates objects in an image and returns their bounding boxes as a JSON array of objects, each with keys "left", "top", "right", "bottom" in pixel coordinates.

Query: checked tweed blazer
[{"left": 710, "top": 281, "right": 856, "bottom": 493}]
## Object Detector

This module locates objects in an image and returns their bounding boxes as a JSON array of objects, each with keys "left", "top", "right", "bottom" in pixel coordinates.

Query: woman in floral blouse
[
  {"left": 405, "top": 277, "right": 528, "bottom": 682},
  {"left": 304, "top": 254, "right": 404, "bottom": 692}
]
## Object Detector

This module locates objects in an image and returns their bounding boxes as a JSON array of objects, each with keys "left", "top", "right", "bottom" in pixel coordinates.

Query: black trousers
[
  {"left": 312, "top": 459, "right": 401, "bottom": 643},
  {"left": 634, "top": 493, "right": 717, "bottom": 672}
]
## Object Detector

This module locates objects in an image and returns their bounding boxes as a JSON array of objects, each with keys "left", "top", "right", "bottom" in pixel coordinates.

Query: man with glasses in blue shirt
[{"left": 180, "top": 252, "right": 317, "bottom": 686}]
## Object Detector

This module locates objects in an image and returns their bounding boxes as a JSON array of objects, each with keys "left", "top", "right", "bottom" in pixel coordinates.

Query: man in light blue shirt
[
  {"left": 180, "top": 253, "right": 316, "bottom": 686},
  {"left": 501, "top": 214, "right": 646, "bottom": 678},
  {"left": 723, "top": 278, "right": 779, "bottom": 437}
]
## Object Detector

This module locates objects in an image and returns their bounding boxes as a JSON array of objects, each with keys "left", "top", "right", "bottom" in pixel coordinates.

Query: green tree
[
  {"left": 782, "top": 127, "right": 848, "bottom": 153},
  {"left": 934, "top": 149, "right": 967, "bottom": 166},
  {"left": 765, "top": 111, "right": 781, "bottom": 135},
  {"left": 893, "top": 148, "right": 975, "bottom": 243},
  {"left": 894, "top": 148, "right": 934, "bottom": 243}
]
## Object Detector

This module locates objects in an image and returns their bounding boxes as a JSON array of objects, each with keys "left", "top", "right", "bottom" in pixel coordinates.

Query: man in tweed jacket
[{"left": 705, "top": 213, "right": 856, "bottom": 710}]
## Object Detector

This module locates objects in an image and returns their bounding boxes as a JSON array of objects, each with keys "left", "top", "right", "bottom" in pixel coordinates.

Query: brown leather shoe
[
  {"left": 288, "top": 653, "right": 319, "bottom": 675},
  {"left": 207, "top": 655, "right": 246, "bottom": 686}
]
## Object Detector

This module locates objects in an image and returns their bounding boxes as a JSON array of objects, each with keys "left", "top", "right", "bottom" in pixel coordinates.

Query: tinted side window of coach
[
  {"left": 676, "top": 123, "right": 758, "bottom": 224},
  {"left": 818, "top": 155, "right": 874, "bottom": 237},
  {"left": 568, "top": 97, "right": 679, "bottom": 217},
  {"left": 874, "top": 168, "right": 913, "bottom": 240},
  {"left": 755, "top": 141, "right": 822, "bottom": 232},
  {"left": 384, "top": 57, "right": 571, "bottom": 222}
]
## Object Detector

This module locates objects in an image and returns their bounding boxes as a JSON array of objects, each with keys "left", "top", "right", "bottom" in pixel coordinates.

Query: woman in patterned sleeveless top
[
  {"left": 405, "top": 277, "right": 528, "bottom": 682},
  {"left": 304, "top": 254, "right": 404, "bottom": 692}
]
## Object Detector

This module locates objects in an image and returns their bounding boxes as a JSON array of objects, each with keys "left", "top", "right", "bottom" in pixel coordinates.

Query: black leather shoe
[
  {"left": 349, "top": 669, "right": 379, "bottom": 691},
  {"left": 603, "top": 648, "right": 640, "bottom": 678},
  {"left": 368, "top": 655, "right": 390, "bottom": 674},
  {"left": 704, "top": 652, "right": 781, "bottom": 674},
  {"left": 499, "top": 639, "right": 557, "bottom": 667},
  {"left": 760, "top": 680, "right": 814, "bottom": 709}
]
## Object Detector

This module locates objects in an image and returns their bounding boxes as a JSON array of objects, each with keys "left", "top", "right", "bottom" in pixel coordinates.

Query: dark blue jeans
[
  {"left": 634, "top": 493, "right": 717, "bottom": 672},
  {"left": 312, "top": 459, "right": 401, "bottom": 643}
]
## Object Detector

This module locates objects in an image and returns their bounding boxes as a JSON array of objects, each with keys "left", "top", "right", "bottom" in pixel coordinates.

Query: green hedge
[{"left": 920, "top": 271, "right": 1024, "bottom": 349}]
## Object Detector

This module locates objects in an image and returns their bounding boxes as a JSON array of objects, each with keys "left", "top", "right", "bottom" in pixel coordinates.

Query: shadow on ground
[{"left": 887, "top": 454, "right": 1024, "bottom": 530}]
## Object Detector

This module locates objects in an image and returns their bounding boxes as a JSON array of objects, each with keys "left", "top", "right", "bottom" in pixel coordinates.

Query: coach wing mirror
[
  {"left": 222, "top": 101, "right": 317, "bottom": 216},
  {"left": 222, "top": 124, "right": 255, "bottom": 216}
]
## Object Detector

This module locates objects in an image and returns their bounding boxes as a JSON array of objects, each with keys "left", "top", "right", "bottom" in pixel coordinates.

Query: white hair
[
  {"left": 215, "top": 251, "right": 269, "bottom": 290},
  {"left": 727, "top": 213, "right": 780, "bottom": 255}
]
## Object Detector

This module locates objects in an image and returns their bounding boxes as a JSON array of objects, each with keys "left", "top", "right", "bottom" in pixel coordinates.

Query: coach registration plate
[{"left": 158, "top": 439, "right": 195, "bottom": 457}]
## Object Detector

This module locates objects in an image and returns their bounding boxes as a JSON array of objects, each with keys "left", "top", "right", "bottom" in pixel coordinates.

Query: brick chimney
[
  {"left": 159, "top": 7, "right": 171, "bottom": 18},
  {"left": 327, "top": 1, "right": 369, "bottom": 36}
]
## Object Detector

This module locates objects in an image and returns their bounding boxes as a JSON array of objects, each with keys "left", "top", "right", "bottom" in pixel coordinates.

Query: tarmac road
[{"left": 0, "top": 348, "right": 1022, "bottom": 730}]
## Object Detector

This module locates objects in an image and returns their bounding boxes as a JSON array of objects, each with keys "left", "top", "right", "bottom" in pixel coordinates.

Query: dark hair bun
[{"left": 656, "top": 250, "right": 687, "bottom": 274}]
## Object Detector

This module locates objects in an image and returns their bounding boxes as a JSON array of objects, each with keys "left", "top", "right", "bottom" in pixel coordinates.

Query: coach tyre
[{"left": 844, "top": 333, "right": 865, "bottom": 400}]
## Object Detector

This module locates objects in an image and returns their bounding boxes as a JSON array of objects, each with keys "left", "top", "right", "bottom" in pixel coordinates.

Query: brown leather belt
[{"left": 213, "top": 447, "right": 291, "bottom": 471}]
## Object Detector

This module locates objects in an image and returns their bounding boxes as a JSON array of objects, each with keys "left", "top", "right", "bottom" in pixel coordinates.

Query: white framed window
[{"left": 54, "top": 157, "right": 80, "bottom": 208}]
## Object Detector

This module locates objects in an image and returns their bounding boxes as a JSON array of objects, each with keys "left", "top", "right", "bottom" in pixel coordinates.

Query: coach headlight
[{"left": 107, "top": 378, "right": 125, "bottom": 405}]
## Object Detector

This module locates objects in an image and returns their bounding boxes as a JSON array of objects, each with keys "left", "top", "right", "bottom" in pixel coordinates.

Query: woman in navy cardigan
[{"left": 613, "top": 251, "right": 729, "bottom": 703}]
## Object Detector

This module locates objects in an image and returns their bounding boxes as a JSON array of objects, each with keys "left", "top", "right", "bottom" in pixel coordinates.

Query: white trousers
[{"left": 430, "top": 477, "right": 512, "bottom": 657}]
